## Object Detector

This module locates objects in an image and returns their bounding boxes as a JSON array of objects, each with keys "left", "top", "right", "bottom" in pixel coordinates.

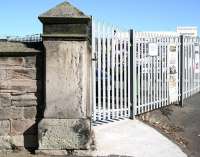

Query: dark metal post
[
  {"left": 130, "top": 29, "right": 136, "bottom": 119},
  {"left": 180, "top": 35, "right": 184, "bottom": 107},
  {"left": 130, "top": 30, "right": 134, "bottom": 118}
]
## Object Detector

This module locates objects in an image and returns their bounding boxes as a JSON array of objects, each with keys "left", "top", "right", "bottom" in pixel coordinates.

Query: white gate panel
[{"left": 92, "top": 19, "right": 131, "bottom": 122}]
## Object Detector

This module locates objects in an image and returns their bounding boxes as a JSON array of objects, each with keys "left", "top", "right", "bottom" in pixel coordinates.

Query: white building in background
[
  {"left": 176, "top": 26, "right": 198, "bottom": 37},
  {"left": 139, "top": 26, "right": 198, "bottom": 37}
]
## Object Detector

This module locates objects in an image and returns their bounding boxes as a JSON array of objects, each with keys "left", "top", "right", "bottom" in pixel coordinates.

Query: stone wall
[{"left": 0, "top": 41, "right": 43, "bottom": 150}]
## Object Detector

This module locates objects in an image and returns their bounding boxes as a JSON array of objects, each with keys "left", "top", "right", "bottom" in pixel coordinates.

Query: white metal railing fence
[
  {"left": 132, "top": 32, "right": 179, "bottom": 115},
  {"left": 182, "top": 37, "right": 200, "bottom": 99},
  {"left": 0, "top": 34, "right": 42, "bottom": 42},
  {"left": 132, "top": 33, "right": 200, "bottom": 115},
  {"left": 92, "top": 19, "right": 131, "bottom": 122},
  {"left": 91, "top": 19, "right": 200, "bottom": 121}
]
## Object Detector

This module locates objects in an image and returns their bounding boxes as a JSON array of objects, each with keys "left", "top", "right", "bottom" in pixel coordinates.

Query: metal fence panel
[
  {"left": 92, "top": 20, "right": 200, "bottom": 120},
  {"left": 92, "top": 19, "right": 131, "bottom": 122}
]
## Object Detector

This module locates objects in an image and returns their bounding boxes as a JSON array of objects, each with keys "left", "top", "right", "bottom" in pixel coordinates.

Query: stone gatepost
[{"left": 38, "top": 2, "right": 92, "bottom": 151}]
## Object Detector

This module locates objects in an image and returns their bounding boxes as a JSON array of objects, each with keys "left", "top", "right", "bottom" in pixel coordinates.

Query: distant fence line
[{"left": 0, "top": 34, "right": 42, "bottom": 42}]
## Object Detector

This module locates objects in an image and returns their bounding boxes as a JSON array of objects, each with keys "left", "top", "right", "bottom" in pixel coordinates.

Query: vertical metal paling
[
  {"left": 146, "top": 34, "right": 151, "bottom": 111},
  {"left": 166, "top": 37, "right": 169, "bottom": 105},
  {"left": 107, "top": 26, "right": 111, "bottom": 120},
  {"left": 156, "top": 35, "right": 159, "bottom": 108},
  {"left": 116, "top": 32, "right": 119, "bottom": 119},
  {"left": 178, "top": 37, "right": 181, "bottom": 101},
  {"left": 161, "top": 36, "right": 164, "bottom": 106},
  {"left": 92, "top": 18, "right": 97, "bottom": 121},
  {"left": 150, "top": 33, "right": 153, "bottom": 110},
  {"left": 192, "top": 38, "right": 194, "bottom": 94},
  {"left": 180, "top": 35, "right": 184, "bottom": 107},
  {"left": 137, "top": 33, "right": 141, "bottom": 114},
  {"left": 141, "top": 34, "right": 144, "bottom": 113},
  {"left": 191, "top": 38, "right": 193, "bottom": 94},
  {"left": 164, "top": 36, "right": 167, "bottom": 106},
  {"left": 189, "top": 38, "right": 191, "bottom": 96},
  {"left": 144, "top": 36, "right": 147, "bottom": 111},
  {"left": 158, "top": 35, "right": 161, "bottom": 107},
  {"left": 159, "top": 36, "right": 162, "bottom": 106},
  {"left": 186, "top": 38, "right": 189, "bottom": 97},
  {"left": 183, "top": 38, "right": 186, "bottom": 99},
  {"left": 176, "top": 36, "right": 178, "bottom": 102},
  {"left": 193, "top": 38, "right": 195, "bottom": 93},
  {"left": 154, "top": 35, "right": 157, "bottom": 108},
  {"left": 97, "top": 22, "right": 102, "bottom": 120},
  {"left": 111, "top": 27, "right": 115, "bottom": 119},
  {"left": 124, "top": 33, "right": 128, "bottom": 117},
  {"left": 119, "top": 32, "right": 123, "bottom": 117},
  {"left": 128, "top": 31, "right": 131, "bottom": 117},
  {"left": 102, "top": 23, "right": 106, "bottom": 120},
  {"left": 164, "top": 37, "right": 168, "bottom": 106}
]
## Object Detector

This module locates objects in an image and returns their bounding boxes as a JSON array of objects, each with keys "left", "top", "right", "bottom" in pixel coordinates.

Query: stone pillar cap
[{"left": 39, "top": 1, "right": 91, "bottom": 24}]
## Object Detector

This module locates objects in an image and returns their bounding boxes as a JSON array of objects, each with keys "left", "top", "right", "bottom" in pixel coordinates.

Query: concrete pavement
[{"left": 92, "top": 119, "right": 187, "bottom": 157}]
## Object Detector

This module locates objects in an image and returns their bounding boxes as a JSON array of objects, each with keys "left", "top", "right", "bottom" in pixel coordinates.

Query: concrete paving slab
[{"left": 92, "top": 119, "right": 187, "bottom": 157}]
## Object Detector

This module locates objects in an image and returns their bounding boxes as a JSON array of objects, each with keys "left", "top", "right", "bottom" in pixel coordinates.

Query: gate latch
[{"left": 92, "top": 53, "right": 97, "bottom": 61}]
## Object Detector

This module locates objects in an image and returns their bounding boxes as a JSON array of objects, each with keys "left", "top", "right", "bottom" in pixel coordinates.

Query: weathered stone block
[
  {"left": 0, "top": 121, "right": 10, "bottom": 136},
  {"left": 7, "top": 68, "right": 36, "bottom": 80},
  {"left": 0, "top": 135, "right": 37, "bottom": 150},
  {"left": 23, "top": 107, "right": 37, "bottom": 119},
  {"left": 0, "top": 107, "right": 23, "bottom": 120},
  {"left": 11, "top": 119, "right": 36, "bottom": 135},
  {"left": 0, "top": 136, "right": 12, "bottom": 150},
  {"left": 11, "top": 93, "right": 37, "bottom": 107},
  {"left": 0, "top": 80, "right": 37, "bottom": 93},
  {"left": 10, "top": 107, "right": 24, "bottom": 120},
  {"left": 0, "top": 94, "right": 11, "bottom": 108},
  {"left": 38, "top": 119, "right": 91, "bottom": 150},
  {"left": 44, "top": 41, "right": 90, "bottom": 119},
  {"left": 12, "top": 100, "right": 37, "bottom": 107},
  {"left": 0, "top": 57, "right": 36, "bottom": 68},
  {"left": 0, "top": 108, "right": 10, "bottom": 120},
  {"left": 0, "top": 69, "right": 7, "bottom": 80},
  {"left": 11, "top": 93, "right": 37, "bottom": 101}
]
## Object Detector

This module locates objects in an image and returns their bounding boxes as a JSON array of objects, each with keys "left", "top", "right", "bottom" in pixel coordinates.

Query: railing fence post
[
  {"left": 180, "top": 35, "right": 184, "bottom": 107},
  {"left": 130, "top": 29, "right": 136, "bottom": 118}
]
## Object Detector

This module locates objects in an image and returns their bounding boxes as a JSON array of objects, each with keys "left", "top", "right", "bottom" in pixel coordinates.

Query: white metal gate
[
  {"left": 92, "top": 19, "right": 131, "bottom": 122},
  {"left": 92, "top": 19, "right": 200, "bottom": 121}
]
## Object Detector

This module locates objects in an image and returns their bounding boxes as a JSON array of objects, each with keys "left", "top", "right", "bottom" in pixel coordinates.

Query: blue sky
[{"left": 0, "top": 0, "right": 199, "bottom": 36}]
